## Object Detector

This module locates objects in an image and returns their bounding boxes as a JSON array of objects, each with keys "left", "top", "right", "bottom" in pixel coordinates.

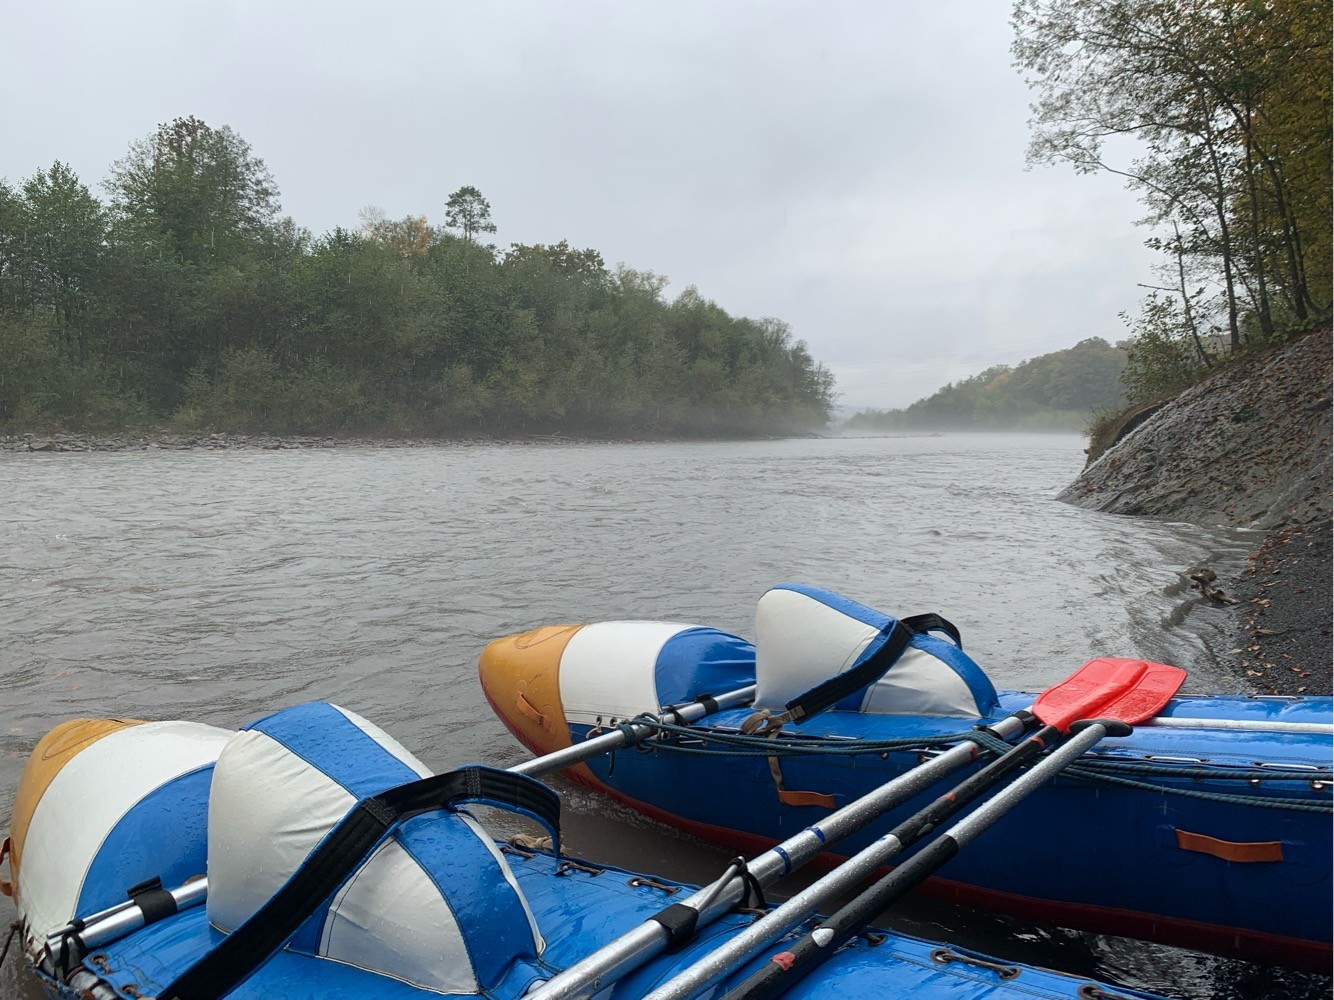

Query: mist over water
[{"left": 1, "top": 434, "right": 1320, "bottom": 998}]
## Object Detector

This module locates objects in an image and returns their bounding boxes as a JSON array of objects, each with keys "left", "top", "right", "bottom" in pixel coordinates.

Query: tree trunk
[
  {"left": 1172, "top": 228, "right": 1212, "bottom": 367},
  {"left": 1242, "top": 140, "right": 1276, "bottom": 339}
]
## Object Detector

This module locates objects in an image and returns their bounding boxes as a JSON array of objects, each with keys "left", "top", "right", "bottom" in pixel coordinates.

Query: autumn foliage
[{"left": 1014, "top": 0, "right": 1331, "bottom": 403}]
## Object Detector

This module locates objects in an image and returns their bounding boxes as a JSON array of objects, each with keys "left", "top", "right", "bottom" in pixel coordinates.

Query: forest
[
  {"left": 0, "top": 118, "right": 834, "bottom": 437},
  {"left": 843, "top": 337, "right": 1128, "bottom": 432},
  {"left": 3, "top": 0, "right": 1326, "bottom": 441},
  {"left": 1013, "top": 0, "right": 1332, "bottom": 405}
]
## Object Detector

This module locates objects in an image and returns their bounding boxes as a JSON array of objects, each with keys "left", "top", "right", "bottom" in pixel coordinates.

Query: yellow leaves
[{"left": 358, "top": 206, "right": 435, "bottom": 256}]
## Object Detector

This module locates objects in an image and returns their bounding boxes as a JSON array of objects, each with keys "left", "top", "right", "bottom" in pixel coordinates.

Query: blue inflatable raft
[
  {"left": 3, "top": 700, "right": 1174, "bottom": 999},
  {"left": 478, "top": 584, "right": 1334, "bottom": 971}
]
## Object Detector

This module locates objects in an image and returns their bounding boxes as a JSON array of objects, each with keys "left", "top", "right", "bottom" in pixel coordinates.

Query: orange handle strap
[
  {"left": 0, "top": 835, "right": 14, "bottom": 897},
  {"left": 777, "top": 789, "right": 838, "bottom": 809},
  {"left": 515, "top": 693, "right": 552, "bottom": 733},
  {"left": 767, "top": 755, "right": 835, "bottom": 810},
  {"left": 1175, "top": 828, "right": 1284, "bottom": 863}
]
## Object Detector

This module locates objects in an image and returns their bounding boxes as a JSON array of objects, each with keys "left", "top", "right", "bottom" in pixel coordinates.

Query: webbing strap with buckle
[
  {"left": 739, "top": 613, "right": 961, "bottom": 807},
  {"left": 160, "top": 765, "right": 559, "bottom": 1000},
  {"left": 763, "top": 611, "right": 962, "bottom": 730},
  {"left": 782, "top": 617, "right": 912, "bottom": 725}
]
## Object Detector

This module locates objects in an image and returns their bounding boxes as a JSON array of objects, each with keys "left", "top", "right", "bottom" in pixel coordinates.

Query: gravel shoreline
[
  {"left": 0, "top": 430, "right": 743, "bottom": 453},
  {"left": 1229, "top": 520, "right": 1333, "bottom": 695}
]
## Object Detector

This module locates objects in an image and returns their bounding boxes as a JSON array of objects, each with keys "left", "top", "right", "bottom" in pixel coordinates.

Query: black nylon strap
[
  {"left": 652, "top": 902, "right": 701, "bottom": 952},
  {"left": 160, "top": 766, "right": 559, "bottom": 1000},
  {"left": 900, "top": 612, "right": 962, "bottom": 648},
  {"left": 127, "top": 875, "right": 178, "bottom": 925},
  {"left": 783, "top": 619, "right": 915, "bottom": 723},
  {"left": 738, "top": 865, "right": 767, "bottom": 910}
]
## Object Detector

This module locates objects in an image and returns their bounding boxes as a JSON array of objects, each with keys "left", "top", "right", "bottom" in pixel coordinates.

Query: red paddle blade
[{"left": 1033, "top": 657, "right": 1187, "bottom": 733}]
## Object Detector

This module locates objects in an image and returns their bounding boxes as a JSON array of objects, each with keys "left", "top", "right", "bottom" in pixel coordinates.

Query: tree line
[
  {"left": 844, "top": 337, "right": 1128, "bottom": 432},
  {"left": 1013, "top": 0, "right": 1331, "bottom": 405},
  {"left": 0, "top": 117, "right": 834, "bottom": 436}
]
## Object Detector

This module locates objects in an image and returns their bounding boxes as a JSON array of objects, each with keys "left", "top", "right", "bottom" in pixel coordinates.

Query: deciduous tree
[
  {"left": 106, "top": 115, "right": 280, "bottom": 264},
  {"left": 1012, "top": 0, "right": 1331, "bottom": 368}
]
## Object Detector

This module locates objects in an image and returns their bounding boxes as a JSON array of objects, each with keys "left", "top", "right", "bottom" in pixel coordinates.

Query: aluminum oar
[
  {"left": 718, "top": 660, "right": 1186, "bottom": 1000},
  {"left": 511, "top": 683, "right": 756, "bottom": 777},
  {"left": 522, "top": 711, "right": 1035, "bottom": 1000},
  {"left": 527, "top": 657, "right": 1185, "bottom": 1000}
]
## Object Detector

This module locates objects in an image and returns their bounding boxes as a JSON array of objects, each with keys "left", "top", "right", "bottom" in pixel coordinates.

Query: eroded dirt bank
[{"left": 1060, "top": 330, "right": 1332, "bottom": 694}]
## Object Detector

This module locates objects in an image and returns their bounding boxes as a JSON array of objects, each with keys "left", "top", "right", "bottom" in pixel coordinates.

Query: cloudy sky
[{"left": 3, "top": 1, "right": 1156, "bottom": 408}]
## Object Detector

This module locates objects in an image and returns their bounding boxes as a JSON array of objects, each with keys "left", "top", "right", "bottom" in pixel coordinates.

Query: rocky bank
[
  {"left": 0, "top": 431, "right": 665, "bottom": 453},
  {"left": 1060, "top": 329, "right": 1332, "bottom": 694}
]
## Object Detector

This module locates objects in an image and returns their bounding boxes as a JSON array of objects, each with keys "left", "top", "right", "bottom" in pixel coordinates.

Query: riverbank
[
  {"left": 0, "top": 431, "right": 558, "bottom": 452},
  {"left": 1059, "top": 329, "right": 1332, "bottom": 695},
  {"left": 0, "top": 429, "right": 819, "bottom": 453},
  {"left": 1230, "top": 520, "right": 1332, "bottom": 695}
]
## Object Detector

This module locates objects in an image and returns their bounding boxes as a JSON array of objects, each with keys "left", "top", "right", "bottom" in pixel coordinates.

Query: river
[{"left": 0, "top": 434, "right": 1324, "bottom": 997}]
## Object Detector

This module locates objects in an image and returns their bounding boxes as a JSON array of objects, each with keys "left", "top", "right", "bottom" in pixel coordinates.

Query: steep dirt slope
[{"left": 1060, "top": 331, "right": 1331, "bottom": 529}]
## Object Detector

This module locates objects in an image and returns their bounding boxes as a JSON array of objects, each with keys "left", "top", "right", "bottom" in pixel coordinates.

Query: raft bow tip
[{"left": 478, "top": 625, "right": 585, "bottom": 757}]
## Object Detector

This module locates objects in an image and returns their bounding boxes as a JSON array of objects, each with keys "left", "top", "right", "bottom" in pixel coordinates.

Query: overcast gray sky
[{"left": 3, "top": 0, "right": 1155, "bottom": 409}]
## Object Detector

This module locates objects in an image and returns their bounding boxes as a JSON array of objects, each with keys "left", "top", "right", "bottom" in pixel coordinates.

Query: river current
[{"left": 0, "top": 434, "right": 1324, "bottom": 998}]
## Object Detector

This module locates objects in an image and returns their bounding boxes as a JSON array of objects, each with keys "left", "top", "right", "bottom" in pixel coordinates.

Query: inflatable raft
[
  {"left": 479, "top": 583, "right": 1334, "bottom": 972},
  {"left": 2, "top": 700, "right": 1179, "bottom": 1000}
]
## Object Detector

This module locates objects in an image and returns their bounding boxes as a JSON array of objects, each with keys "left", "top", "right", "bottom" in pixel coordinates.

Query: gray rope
[
  {"left": 614, "top": 714, "right": 1331, "bottom": 813},
  {"left": 1062, "top": 765, "right": 1333, "bottom": 812}
]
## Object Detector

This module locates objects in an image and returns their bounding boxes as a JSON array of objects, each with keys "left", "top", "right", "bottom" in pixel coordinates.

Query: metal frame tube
[
  {"left": 512, "top": 685, "right": 756, "bottom": 777},
  {"left": 1140, "top": 717, "right": 1332, "bottom": 735},
  {"left": 56, "top": 878, "right": 211, "bottom": 954}
]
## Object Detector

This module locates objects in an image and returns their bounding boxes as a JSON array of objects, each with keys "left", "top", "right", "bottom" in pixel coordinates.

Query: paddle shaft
[
  {"left": 1140, "top": 716, "right": 1332, "bottom": 734},
  {"left": 642, "top": 720, "right": 1062, "bottom": 1000},
  {"left": 723, "top": 720, "right": 1121, "bottom": 1000},
  {"left": 525, "top": 713, "right": 1035, "bottom": 1000},
  {"left": 511, "top": 684, "right": 757, "bottom": 777}
]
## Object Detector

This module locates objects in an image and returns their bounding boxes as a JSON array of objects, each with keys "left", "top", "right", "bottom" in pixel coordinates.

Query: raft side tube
[
  {"left": 206, "top": 701, "right": 546, "bottom": 994},
  {"left": 9, "top": 719, "right": 230, "bottom": 955},
  {"left": 479, "top": 621, "right": 755, "bottom": 760}
]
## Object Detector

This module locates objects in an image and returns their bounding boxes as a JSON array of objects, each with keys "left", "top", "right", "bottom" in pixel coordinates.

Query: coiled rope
[{"left": 609, "top": 715, "right": 1331, "bottom": 814}]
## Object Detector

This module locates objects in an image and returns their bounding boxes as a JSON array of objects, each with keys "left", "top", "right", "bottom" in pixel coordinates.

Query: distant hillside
[{"left": 844, "top": 338, "right": 1127, "bottom": 432}]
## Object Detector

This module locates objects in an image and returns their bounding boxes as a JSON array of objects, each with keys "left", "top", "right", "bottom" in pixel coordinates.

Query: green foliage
[
  {"left": 106, "top": 116, "right": 280, "bottom": 266},
  {"left": 443, "top": 185, "right": 497, "bottom": 246},
  {"left": 2, "top": 163, "right": 107, "bottom": 333},
  {"left": 178, "top": 349, "right": 365, "bottom": 433},
  {"left": 846, "top": 338, "right": 1126, "bottom": 432},
  {"left": 0, "top": 313, "right": 144, "bottom": 429},
  {"left": 1084, "top": 406, "right": 1123, "bottom": 450},
  {"left": 0, "top": 120, "right": 833, "bottom": 437},
  {"left": 1119, "top": 294, "right": 1212, "bottom": 403},
  {"left": 1013, "top": 0, "right": 1332, "bottom": 386}
]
